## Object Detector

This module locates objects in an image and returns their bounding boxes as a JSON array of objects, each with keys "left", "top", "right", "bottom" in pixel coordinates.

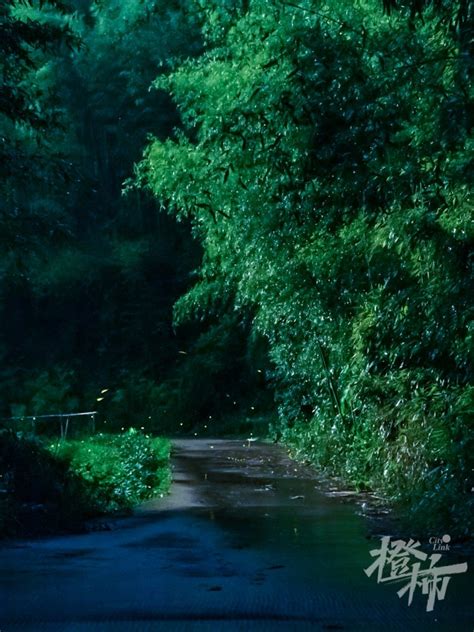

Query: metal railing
[{"left": 1, "top": 411, "right": 98, "bottom": 440}]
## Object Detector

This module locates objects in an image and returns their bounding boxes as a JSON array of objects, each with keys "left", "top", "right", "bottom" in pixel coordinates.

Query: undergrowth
[{"left": 0, "top": 429, "right": 171, "bottom": 537}]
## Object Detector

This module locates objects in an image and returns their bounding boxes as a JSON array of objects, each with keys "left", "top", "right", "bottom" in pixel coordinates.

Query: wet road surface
[{"left": 1, "top": 439, "right": 472, "bottom": 631}]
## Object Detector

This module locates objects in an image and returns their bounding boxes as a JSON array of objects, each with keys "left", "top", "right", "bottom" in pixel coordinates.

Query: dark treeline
[
  {"left": 1, "top": 0, "right": 472, "bottom": 535},
  {"left": 0, "top": 0, "right": 268, "bottom": 434}
]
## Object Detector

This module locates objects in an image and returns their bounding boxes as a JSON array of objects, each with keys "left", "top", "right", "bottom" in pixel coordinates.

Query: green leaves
[
  {"left": 136, "top": 0, "right": 473, "bottom": 534},
  {"left": 0, "top": 430, "right": 171, "bottom": 536},
  {"left": 52, "top": 431, "right": 171, "bottom": 511}
]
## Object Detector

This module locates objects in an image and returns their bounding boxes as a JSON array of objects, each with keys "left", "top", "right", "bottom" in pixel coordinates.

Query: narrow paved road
[{"left": 0, "top": 439, "right": 471, "bottom": 631}]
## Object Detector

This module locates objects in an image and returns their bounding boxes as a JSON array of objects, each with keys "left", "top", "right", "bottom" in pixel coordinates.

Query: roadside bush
[
  {"left": 51, "top": 429, "right": 171, "bottom": 511},
  {"left": 0, "top": 429, "right": 170, "bottom": 537}
]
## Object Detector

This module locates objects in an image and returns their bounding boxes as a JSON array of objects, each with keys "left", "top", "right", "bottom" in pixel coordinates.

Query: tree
[
  {"left": 0, "top": 1, "right": 201, "bottom": 423},
  {"left": 0, "top": 0, "right": 76, "bottom": 280},
  {"left": 137, "top": 0, "right": 473, "bottom": 533}
]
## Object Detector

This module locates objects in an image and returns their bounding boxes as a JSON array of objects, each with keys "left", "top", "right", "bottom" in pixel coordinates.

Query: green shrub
[
  {"left": 0, "top": 430, "right": 171, "bottom": 537},
  {"left": 51, "top": 429, "right": 171, "bottom": 512}
]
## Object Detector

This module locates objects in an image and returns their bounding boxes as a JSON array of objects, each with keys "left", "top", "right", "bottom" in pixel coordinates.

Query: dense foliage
[
  {"left": 0, "top": 0, "right": 75, "bottom": 282},
  {"left": 0, "top": 0, "right": 201, "bottom": 425},
  {"left": 1, "top": 0, "right": 472, "bottom": 535},
  {"left": 1, "top": 0, "right": 267, "bottom": 432},
  {"left": 51, "top": 429, "right": 171, "bottom": 510},
  {"left": 0, "top": 429, "right": 170, "bottom": 536},
  {"left": 136, "top": 0, "right": 473, "bottom": 534}
]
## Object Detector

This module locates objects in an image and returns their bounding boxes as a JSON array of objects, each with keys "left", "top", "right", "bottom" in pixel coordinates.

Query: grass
[{"left": 0, "top": 429, "right": 171, "bottom": 537}]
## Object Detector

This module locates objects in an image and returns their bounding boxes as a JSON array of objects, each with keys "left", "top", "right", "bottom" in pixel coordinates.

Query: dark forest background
[{"left": 1, "top": 0, "right": 472, "bottom": 535}]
